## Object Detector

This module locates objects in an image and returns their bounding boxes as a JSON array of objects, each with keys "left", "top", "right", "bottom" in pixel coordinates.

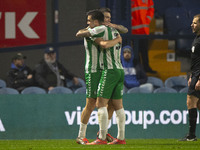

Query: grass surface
[{"left": 0, "top": 139, "right": 200, "bottom": 150}]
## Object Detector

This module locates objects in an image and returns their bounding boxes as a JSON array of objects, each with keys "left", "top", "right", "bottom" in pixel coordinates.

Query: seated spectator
[
  {"left": 7, "top": 53, "right": 34, "bottom": 92},
  {"left": 34, "top": 47, "right": 80, "bottom": 91},
  {"left": 121, "top": 45, "right": 153, "bottom": 90}
]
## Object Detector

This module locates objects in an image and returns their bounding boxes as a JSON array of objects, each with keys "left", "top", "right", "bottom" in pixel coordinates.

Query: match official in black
[{"left": 180, "top": 14, "right": 200, "bottom": 141}]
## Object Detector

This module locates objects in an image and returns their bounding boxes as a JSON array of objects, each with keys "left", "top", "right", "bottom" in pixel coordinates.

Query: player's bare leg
[
  {"left": 108, "top": 99, "right": 115, "bottom": 120},
  {"left": 77, "top": 98, "right": 96, "bottom": 144}
]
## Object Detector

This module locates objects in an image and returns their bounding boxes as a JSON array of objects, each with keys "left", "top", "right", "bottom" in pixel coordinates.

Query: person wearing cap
[
  {"left": 7, "top": 53, "right": 34, "bottom": 92},
  {"left": 121, "top": 45, "right": 153, "bottom": 90},
  {"left": 34, "top": 47, "right": 79, "bottom": 91}
]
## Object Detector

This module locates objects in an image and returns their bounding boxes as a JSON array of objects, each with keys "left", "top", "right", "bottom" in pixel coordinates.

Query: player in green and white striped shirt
[
  {"left": 88, "top": 20, "right": 126, "bottom": 145},
  {"left": 76, "top": 9, "right": 123, "bottom": 145},
  {"left": 77, "top": 10, "right": 126, "bottom": 145},
  {"left": 89, "top": 25, "right": 123, "bottom": 70},
  {"left": 98, "top": 7, "right": 128, "bottom": 144}
]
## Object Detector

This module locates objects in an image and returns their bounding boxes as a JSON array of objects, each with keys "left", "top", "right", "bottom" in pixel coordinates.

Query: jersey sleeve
[{"left": 88, "top": 25, "right": 106, "bottom": 38}]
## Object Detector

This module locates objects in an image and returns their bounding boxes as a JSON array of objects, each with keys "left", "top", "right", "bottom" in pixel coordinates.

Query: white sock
[
  {"left": 78, "top": 122, "right": 87, "bottom": 138},
  {"left": 116, "top": 108, "right": 125, "bottom": 140},
  {"left": 98, "top": 107, "right": 108, "bottom": 140}
]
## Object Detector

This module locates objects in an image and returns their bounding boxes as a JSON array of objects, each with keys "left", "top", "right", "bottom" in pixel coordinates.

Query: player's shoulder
[
  {"left": 88, "top": 25, "right": 106, "bottom": 37},
  {"left": 89, "top": 25, "right": 107, "bottom": 34},
  {"left": 94, "top": 25, "right": 107, "bottom": 31},
  {"left": 94, "top": 25, "right": 118, "bottom": 33}
]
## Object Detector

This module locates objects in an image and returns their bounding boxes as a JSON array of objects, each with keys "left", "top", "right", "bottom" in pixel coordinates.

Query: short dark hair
[
  {"left": 86, "top": 9, "right": 104, "bottom": 23},
  {"left": 194, "top": 14, "right": 200, "bottom": 23},
  {"left": 99, "top": 7, "right": 111, "bottom": 13}
]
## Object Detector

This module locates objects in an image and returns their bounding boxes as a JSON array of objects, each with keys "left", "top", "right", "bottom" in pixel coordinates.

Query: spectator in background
[
  {"left": 121, "top": 45, "right": 153, "bottom": 91},
  {"left": 34, "top": 47, "right": 80, "bottom": 91},
  {"left": 7, "top": 53, "right": 34, "bottom": 92},
  {"left": 131, "top": 0, "right": 156, "bottom": 73}
]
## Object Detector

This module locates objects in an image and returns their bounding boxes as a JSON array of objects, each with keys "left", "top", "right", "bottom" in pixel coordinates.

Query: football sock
[
  {"left": 78, "top": 122, "right": 87, "bottom": 138},
  {"left": 189, "top": 108, "right": 197, "bottom": 136},
  {"left": 116, "top": 108, "right": 125, "bottom": 140},
  {"left": 98, "top": 107, "right": 108, "bottom": 140}
]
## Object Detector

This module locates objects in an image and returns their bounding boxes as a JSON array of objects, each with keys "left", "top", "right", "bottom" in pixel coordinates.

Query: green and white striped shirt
[
  {"left": 88, "top": 25, "right": 123, "bottom": 70},
  {"left": 83, "top": 36, "right": 101, "bottom": 73}
]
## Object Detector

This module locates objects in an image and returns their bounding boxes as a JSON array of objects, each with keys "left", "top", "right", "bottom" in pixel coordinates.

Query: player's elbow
[
  {"left": 123, "top": 28, "right": 129, "bottom": 33},
  {"left": 76, "top": 32, "right": 82, "bottom": 37},
  {"left": 120, "top": 28, "right": 128, "bottom": 34}
]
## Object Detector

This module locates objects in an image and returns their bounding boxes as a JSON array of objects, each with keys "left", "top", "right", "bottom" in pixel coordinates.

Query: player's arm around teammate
[
  {"left": 76, "top": 27, "right": 90, "bottom": 37},
  {"left": 76, "top": 28, "right": 122, "bottom": 49},
  {"left": 94, "top": 34, "right": 122, "bottom": 48}
]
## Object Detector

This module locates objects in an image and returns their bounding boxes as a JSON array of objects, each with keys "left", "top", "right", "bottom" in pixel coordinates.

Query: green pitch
[{"left": 0, "top": 139, "right": 200, "bottom": 150}]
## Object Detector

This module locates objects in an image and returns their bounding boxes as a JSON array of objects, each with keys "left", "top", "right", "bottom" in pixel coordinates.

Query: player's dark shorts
[{"left": 188, "top": 72, "right": 200, "bottom": 98}]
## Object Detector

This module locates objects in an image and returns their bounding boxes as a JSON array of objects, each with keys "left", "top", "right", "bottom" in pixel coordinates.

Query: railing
[{"left": 0, "top": 34, "right": 195, "bottom": 60}]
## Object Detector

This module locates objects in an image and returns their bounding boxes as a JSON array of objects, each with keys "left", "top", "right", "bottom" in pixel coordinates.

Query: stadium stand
[
  {"left": 123, "top": 86, "right": 128, "bottom": 94},
  {"left": 154, "top": 0, "right": 180, "bottom": 18},
  {"left": 21, "top": 86, "right": 46, "bottom": 94},
  {"left": 178, "top": 0, "right": 200, "bottom": 10},
  {"left": 147, "top": 76, "right": 164, "bottom": 89},
  {"left": 66, "top": 77, "right": 86, "bottom": 92},
  {"left": 48, "top": 86, "right": 73, "bottom": 94},
  {"left": 74, "top": 87, "right": 86, "bottom": 94},
  {"left": 175, "top": 27, "right": 194, "bottom": 55},
  {"left": 0, "top": 79, "right": 6, "bottom": 88},
  {"left": 164, "top": 76, "right": 188, "bottom": 92},
  {"left": 188, "top": 7, "right": 200, "bottom": 22},
  {"left": 153, "top": 87, "right": 178, "bottom": 93},
  {"left": 0, "top": 87, "right": 19, "bottom": 94},
  {"left": 179, "top": 86, "right": 189, "bottom": 93},
  {"left": 164, "top": 7, "right": 190, "bottom": 35},
  {"left": 127, "top": 84, "right": 153, "bottom": 94}
]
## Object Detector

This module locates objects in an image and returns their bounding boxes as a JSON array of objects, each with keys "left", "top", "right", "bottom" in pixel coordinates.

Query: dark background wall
[{"left": 0, "top": 0, "right": 100, "bottom": 81}]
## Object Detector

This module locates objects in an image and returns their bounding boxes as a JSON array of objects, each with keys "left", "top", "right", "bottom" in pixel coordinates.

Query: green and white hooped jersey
[
  {"left": 88, "top": 25, "right": 123, "bottom": 70},
  {"left": 84, "top": 36, "right": 101, "bottom": 73}
]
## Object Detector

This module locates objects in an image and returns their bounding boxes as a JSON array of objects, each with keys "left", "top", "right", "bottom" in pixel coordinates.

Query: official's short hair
[
  {"left": 86, "top": 9, "right": 104, "bottom": 23},
  {"left": 194, "top": 14, "right": 200, "bottom": 23},
  {"left": 99, "top": 7, "right": 111, "bottom": 13}
]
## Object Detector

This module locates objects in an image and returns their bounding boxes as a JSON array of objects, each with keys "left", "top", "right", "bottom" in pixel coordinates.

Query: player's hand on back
[{"left": 116, "top": 34, "right": 122, "bottom": 44}]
